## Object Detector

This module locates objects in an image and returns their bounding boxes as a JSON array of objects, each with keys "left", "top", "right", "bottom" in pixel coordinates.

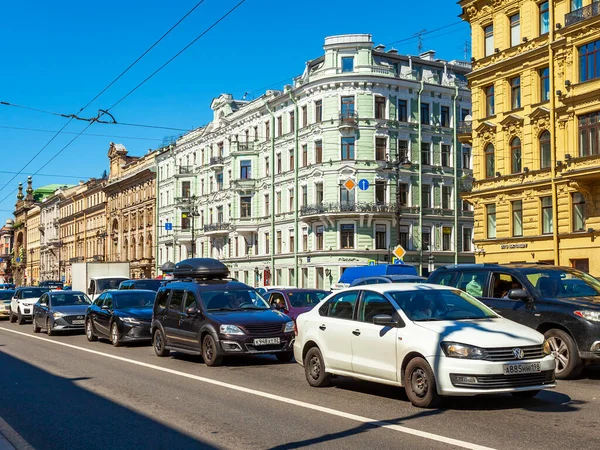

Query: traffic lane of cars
[
  {"left": 0, "top": 325, "right": 467, "bottom": 450},
  {"left": 2, "top": 321, "right": 600, "bottom": 450}
]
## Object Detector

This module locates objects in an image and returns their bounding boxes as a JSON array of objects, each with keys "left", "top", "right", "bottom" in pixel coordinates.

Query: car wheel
[
  {"left": 202, "top": 334, "right": 223, "bottom": 366},
  {"left": 9, "top": 310, "right": 16, "bottom": 323},
  {"left": 46, "top": 318, "right": 54, "bottom": 336},
  {"left": 17, "top": 310, "right": 25, "bottom": 325},
  {"left": 304, "top": 347, "right": 330, "bottom": 387},
  {"left": 153, "top": 329, "right": 170, "bottom": 357},
  {"left": 404, "top": 357, "right": 441, "bottom": 408},
  {"left": 110, "top": 322, "right": 121, "bottom": 347},
  {"left": 86, "top": 319, "right": 97, "bottom": 342},
  {"left": 544, "top": 329, "right": 582, "bottom": 380},
  {"left": 276, "top": 351, "right": 294, "bottom": 362},
  {"left": 32, "top": 317, "right": 40, "bottom": 333},
  {"left": 511, "top": 390, "right": 540, "bottom": 399}
]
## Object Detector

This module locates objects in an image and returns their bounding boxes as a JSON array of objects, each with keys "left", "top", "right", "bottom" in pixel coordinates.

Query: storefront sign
[
  {"left": 500, "top": 243, "right": 528, "bottom": 249},
  {"left": 338, "top": 257, "right": 360, "bottom": 262}
]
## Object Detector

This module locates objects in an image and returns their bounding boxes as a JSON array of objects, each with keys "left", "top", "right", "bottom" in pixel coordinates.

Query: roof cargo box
[{"left": 173, "top": 258, "right": 229, "bottom": 279}]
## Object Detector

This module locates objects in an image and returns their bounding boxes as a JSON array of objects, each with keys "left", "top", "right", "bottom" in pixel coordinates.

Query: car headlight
[
  {"left": 53, "top": 311, "right": 66, "bottom": 318},
  {"left": 441, "top": 342, "right": 488, "bottom": 359},
  {"left": 284, "top": 321, "right": 295, "bottom": 333},
  {"left": 220, "top": 324, "right": 245, "bottom": 335},
  {"left": 543, "top": 339, "right": 552, "bottom": 355},
  {"left": 122, "top": 317, "right": 140, "bottom": 324},
  {"left": 574, "top": 310, "right": 600, "bottom": 322}
]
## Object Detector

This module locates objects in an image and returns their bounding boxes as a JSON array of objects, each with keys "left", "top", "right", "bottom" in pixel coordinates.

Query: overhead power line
[
  {"left": 0, "top": 170, "right": 93, "bottom": 179},
  {"left": 0, "top": 124, "right": 164, "bottom": 141},
  {"left": 0, "top": 0, "right": 209, "bottom": 197},
  {"left": 385, "top": 21, "right": 465, "bottom": 46}
]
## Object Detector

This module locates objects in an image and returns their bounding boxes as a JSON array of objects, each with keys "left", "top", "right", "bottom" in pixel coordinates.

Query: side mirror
[
  {"left": 185, "top": 307, "right": 199, "bottom": 316},
  {"left": 372, "top": 314, "right": 397, "bottom": 327},
  {"left": 101, "top": 305, "right": 110, "bottom": 310},
  {"left": 507, "top": 288, "right": 529, "bottom": 301}
]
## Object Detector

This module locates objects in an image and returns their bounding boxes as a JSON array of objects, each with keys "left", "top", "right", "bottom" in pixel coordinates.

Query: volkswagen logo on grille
[{"left": 513, "top": 348, "right": 525, "bottom": 360}]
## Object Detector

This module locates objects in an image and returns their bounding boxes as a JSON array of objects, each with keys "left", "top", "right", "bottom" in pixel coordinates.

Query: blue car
[{"left": 32, "top": 291, "right": 92, "bottom": 335}]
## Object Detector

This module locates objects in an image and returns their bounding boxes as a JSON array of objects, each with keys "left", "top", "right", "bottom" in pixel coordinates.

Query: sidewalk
[
  {"left": 0, "top": 417, "right": 29, "bottom": 450},
  {"left": 0, "top": 432, "right": 15, "bottom": 450}
]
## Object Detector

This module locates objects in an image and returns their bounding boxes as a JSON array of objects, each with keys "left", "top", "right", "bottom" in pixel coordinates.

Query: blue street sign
[
  {"left": 165, "top": 222, "right": 173, "bottom": 231},
  {"left": 61, "top": 275, "right": 66, "bottom": 282},
  {"left": 358, "top": 179, "right": 370, "bottom": 191},
  {"left": 16, "top": 257, "right": 20, "bottom": 263}
]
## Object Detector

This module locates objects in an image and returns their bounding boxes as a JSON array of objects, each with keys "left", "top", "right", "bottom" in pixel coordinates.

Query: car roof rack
[{"left": 172, "top": 258, "right": 230, "bottom": 280}]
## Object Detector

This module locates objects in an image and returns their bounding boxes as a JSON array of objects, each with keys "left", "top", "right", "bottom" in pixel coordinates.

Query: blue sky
[{"left": 0, "top": 0, "right": 470, "bottom": 215}]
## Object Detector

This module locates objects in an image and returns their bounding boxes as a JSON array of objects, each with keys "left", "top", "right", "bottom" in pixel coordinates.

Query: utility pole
[{"left": 414, "top": 29, "right": 426, "bottom": 53}]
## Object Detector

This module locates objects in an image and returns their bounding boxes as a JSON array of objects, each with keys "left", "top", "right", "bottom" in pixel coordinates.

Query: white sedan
[{"left": 294, "top": 283, "right": 556, "bottom": 408}]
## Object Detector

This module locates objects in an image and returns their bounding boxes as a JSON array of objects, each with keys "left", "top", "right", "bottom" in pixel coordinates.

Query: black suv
[
  {"left": 428, "top": 263, "right": 600, "bottom": 379},
  {"left": 151, "top": 258, "right": 295, "bottom": 366}
]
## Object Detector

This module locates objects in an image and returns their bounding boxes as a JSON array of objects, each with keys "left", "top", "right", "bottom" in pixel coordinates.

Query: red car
[{"left": 264, "top": 288, "right": 330, "bottom": 320}]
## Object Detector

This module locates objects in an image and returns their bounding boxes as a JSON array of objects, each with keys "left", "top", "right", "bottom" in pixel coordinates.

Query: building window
[
  {"left": 277, "top": 116, "right": 283, "bottom": 136},
  {"left": 484, "top": 24, "right": 494, "bottom": 56},
  {"left": 316, "top": 183, "right": 323, "bottom": 206},
  {"left": 340, "top": 224, "right": 355, "bottom": 249},
  {"left": 375, "top": 137, "right": 386, "bottom": 161},
  {"left": 240, "top": 195, "right": 252, "bottom": 218},
  {"left": 398, "top": 140, "right": 409, "bottom": 161},
  {"left": 580, "top": 39, "right": 600, "bottom": 83},
  {"left": 540, "top": 67, "right": 550, "bottom": 101},
  {"left": 442, "top": 227, "right": 452, "bottom": 251},
  {"left": 375, "top": 180, "right": 386, "bottom": 204},
  {"left": 265, "top": 194, "right": 270, "bottom": 215},
  {"left": 276, "top": 192, "right": 281, "bottom": 214},
  {"left": 289, "top": 189, "right": 295, "bottom": 211},
  {"left": 375, "top": 96, "right": 386, "bottom": 119},
  {"left": 578, "top": 111, "right": 600, "bottom": 156},
  {"left": 290, "top": 111, "right": 295, "bottom": 133},
  {"left": 302, "top": 185, "right": 307, "bottom": 206},
  {"left": 573, "top": 192, "right": 585, "bottom": 231},
  {"left": 541, "top": 196, "right": 554, "bottom": 234},
  {"left": 302, "top": 106, "right": 308, "bottom": 127},
  {"left": 315, "top": 140, "right": 323, "bottom": 163},
  {"left": 421, "top": 185, "right": 431, "bottom": 209},
  {"left": 216, "top": 173, "right": 224, "bottom": 191},
  {"left": 289, "top": 231, "right": 295, "bottom": 254},
  {"left": 421, "top": 142, "right": 431, "bottom": 165},
  {"left": 341, "top": 96, "right": 355, "bottom": 120},
  {"left": 441, "top": 144, "right": 451, "bottom": 167},
  {"left": 181, "top": 213, "right": 190, "bottom": 231},
  {"left": 398, "top": 183, "right": 408, "bottom": 206},
  {"left": 341, "top": 137, "right": 355, "bottom": 160},
  {"left": 398, "top": 99, "right": 408, "bottom": 122},
  {"left": 315, "top": 100, "right": 322, "bottom": 123},
  {"left": 276, "top": 231, "right": 282, "bottom": 253},
  {"left": 540, "top": 2, "right": 549, "bottom": 35},
  {"left": 571, "top": 0, "right": 582, "bottom": 12},
  {"left": 277, "top": 153, "right": 282, "bottom": 174},
  {"left": 487, "top": 204, "right": 497, "bottom": 239},
  {"left": 485, "top": 85, "right": 495, "bottom": 117},
  {"left": 240, "top": 160, "right": 251, "bottom": 179},
  {"left": 341, "top": 56, "right": 354, "bottom": 72},
  {"left": 442, "top": 186, "right": 452, "bottom": 209},
  {"left": 510, "top": 13, "right": 520, "bottom": 47},
  {"left": 441, "top": 106, "right": 450, "bottom": 127},
  {"left": 302, "top": 144, "right": 308, "bottom": 167},
  {"left": 315, "top": 225, "right": 324, "bottom": 250},
  {"left": 462, "top": 227, "right": 472, "bottom": 251},
  {"left": 265, "top": 232, "right": 270, "bottom": 254},
  {"left": 510, "top": 137, "right": 522, "bottom": 173},
  {"left": 181, "top": 181, "right": 191, "bottom": 198},
  {"left": 303, "top": 230, "right": 308, "bottom": 252},
  {"left": 462, "top": 146, "right": 471, "bottom": 169},
  {"left": 399, "top": 225, "right": 409, "bottom": 249},
  {"left": 265, "top": 121, "right": 270, "bottom": 141},
  {"left": 510, "top": 77, "right": 521, "bottom": 109},
  {"left": 485, "top": 144, "right": 495, "bottom": 178},
  {"left": 340, "top": 185, "right": 354, "bottom": 205},
  {"left": 420, "top": 103, "right": 430, "bottom": 125},
  {"left": 375, "top": 224, "right": 386, "bottom": 249},
  {"left": 422, "top": 226, "right": 431, "bottom": 251},
  {"left": 289, "top": 149, "right": 294, "bottom": 171},
  {"left": 512, "top": 200, "right": 523, "bottom": 237},
  {"left": 538, "top": 130, "right": 551, "bottom": 168}
]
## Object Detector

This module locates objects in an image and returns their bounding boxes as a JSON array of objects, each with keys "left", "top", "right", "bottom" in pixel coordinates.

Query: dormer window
[{"left": 342, "top": 56, "right": 354, "bottom": 73}]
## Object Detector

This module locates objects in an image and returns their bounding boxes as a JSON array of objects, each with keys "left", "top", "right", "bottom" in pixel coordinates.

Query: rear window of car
[
  {"left": 0, "top": 291, "right": 14, "bottom": 300},
  {"left": 18, "top": 288, "right": 50, "bottom": 298}
]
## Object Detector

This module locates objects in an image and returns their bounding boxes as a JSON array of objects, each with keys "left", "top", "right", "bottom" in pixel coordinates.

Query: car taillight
[{"left": 294, "top": 321, "right": 298, "bottom": 336}]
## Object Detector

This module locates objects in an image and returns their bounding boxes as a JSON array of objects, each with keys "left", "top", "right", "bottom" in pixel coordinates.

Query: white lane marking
[
  {"left": 0, "top": 327, "right": 495, "bottom": 450},
  {"left": 0, "top": 416, "right": 33, "bottom": 450}
]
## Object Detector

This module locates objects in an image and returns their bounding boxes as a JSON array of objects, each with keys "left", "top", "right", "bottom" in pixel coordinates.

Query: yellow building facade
[{"left": 460, "top": 0, "right": 600, "bottom": 275}]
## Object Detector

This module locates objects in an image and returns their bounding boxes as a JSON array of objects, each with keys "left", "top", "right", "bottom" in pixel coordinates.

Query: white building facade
[
  {"left": 39, "top": 192, "right": 62, "bottom": 281},
  {"left": 157, "top": 34, "right": 475, "bottom": 288}
]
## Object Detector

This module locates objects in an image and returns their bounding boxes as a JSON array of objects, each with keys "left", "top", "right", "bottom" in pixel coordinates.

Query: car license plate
[
  {"left": 503, "top": 362, "right": 541, "bottom": 375},
  {"left": 72, "top": 320, "right": 85, "bottom": 325},
  {"left": 253, "top": 337, "right": 280, "bottom": 346}
]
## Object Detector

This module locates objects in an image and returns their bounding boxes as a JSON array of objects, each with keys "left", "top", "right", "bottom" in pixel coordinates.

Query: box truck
[{"left": 71, "top": 262, "right": 130, "bottom": 301}]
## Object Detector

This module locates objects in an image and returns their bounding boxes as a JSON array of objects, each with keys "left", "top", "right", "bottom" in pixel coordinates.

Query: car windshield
[
  {"left": 287, "top": 290, "right": 329, "bottom": 307},
  {"left": 523, "top": 268, "right": 600, "bottom": 298},
  {"left": 0, "top": 291, "right": 14, "bottom": 301},
  {"left": 114, "top": 292, "right": 156, "bottom": 308},
  {"left": 202, "top": 289, "right": 270, "bottom": 311},
  {"left": 97, "top": 278, "right": 129, "bottom": 292},
  {"left": 388, "top": 288, "right": 497, "bottom": 321},
  {"left": 51, "top": 293, "right": 92, "bottom": 306},
  {"left": 19, "top": 288, "right": 50, "bottom": 299}
]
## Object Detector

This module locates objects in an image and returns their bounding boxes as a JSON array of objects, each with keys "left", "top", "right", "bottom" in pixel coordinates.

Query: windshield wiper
[
  {"left": 241, "top": 306, "right": 266, "bottom": 310},
  {"left": 208, "top": 307, "right": 236, "bottom": 311}
]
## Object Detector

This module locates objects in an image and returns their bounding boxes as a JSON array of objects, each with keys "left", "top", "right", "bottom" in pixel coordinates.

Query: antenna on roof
[{"left": 414, "top": 29, "right": 426, "bottom": 53}]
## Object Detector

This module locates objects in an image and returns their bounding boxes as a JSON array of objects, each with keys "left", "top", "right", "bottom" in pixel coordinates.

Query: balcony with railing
[
  {"left": 565, "top": 3, "right": 600, "bottom": 27},
  {"left": 338, "top": 111, "right": 359, "bottom": 130},
  {"left": 210, "top": 156, "right": 224, "bottom": 168},
  {"left": 233, "top": 142, "right": 255, "bottom": 152},
  {"left": 300, "top": 202, "right": 396, "bottom": 218},
  {"left": 175, "top": 166, "right": 195, "bottom": 177},
  {"left": 203, "top": 222, "right": 232, "bottom": 235},
  {"left": 457, "top": 121, "right": 472, "bottom": 144}
]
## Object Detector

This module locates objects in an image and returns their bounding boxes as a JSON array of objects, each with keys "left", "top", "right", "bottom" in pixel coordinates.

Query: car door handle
[
  {"left": 352, "top": 329, "right": 361, "bottom": 336},
  {"left": 319, "top": 324, "right": 326, "bottom": 331}
]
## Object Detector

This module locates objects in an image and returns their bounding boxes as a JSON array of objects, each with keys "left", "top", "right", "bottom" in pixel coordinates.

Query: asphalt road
[{"left": 1, "top": 321, "right": 599, "bottom": 450}]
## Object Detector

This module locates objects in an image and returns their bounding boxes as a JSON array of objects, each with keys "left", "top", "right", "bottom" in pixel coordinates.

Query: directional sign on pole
[
  {"left": 165, "top": 222, "right": 173, "bottom": 231},
  {"left": 343, "top": 179, "right": 356, "bottom": 191},
  {"left": 392, "top": 245, "right": 406, "bottom": 261},
  {"left": 358, "top": 179, "right": 370, "bottom": 191}
]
